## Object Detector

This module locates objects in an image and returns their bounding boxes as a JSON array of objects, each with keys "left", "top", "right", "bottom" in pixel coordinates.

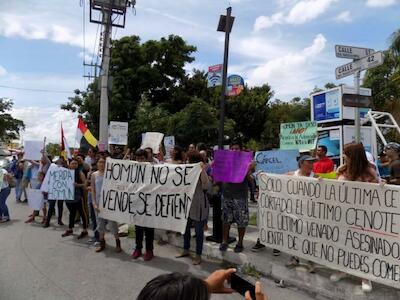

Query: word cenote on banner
[
  {"left": 102, "top": 190, "right": 192, "bottom": 220},
  {"left": 260, "top": 176, "right": 399, "bottom": 207},
  {"left": 105, "top": 161, "right": 194, "bottom": 186}
]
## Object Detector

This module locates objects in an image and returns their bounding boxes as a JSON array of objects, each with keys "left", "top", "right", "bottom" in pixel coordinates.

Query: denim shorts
[{"left": 222, "top": 197, "right": 249, "bottom": 228}]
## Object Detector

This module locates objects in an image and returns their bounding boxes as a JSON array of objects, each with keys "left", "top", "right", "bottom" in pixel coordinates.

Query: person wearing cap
[
  {"left": 285, "top": 154, "right": 318, "bottom": 271},
  {"left": 384, "top": 142, "right": 400, "bottom": 185},
  {"left": 313, "top": 145, "right": 334, "bottom": 174}
]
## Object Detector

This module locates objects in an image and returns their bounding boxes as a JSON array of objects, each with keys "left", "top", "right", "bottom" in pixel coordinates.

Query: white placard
[
  {"left": 109, "top": 121, "right": 128, "bottom": 145},
  {"left": 99, "top": 158, "right": 202, "bottom": 233},
  {"left": 27, "top": 188, "right": 45, "bottom": 210},
  {"left": 164, "top": 136, "right": 175, "bottom": 159},
  {"left": 140, "top": 132, "right": 164, "bottom": 154},
  {"left": 24, "top": 140, "right": 43, "bottom": 161},
  {"left": 41, "top": 164, "right": 75, "bottom": 200},
  {"left": 257, "top": 173, "right": 400, "bottom": 289}
]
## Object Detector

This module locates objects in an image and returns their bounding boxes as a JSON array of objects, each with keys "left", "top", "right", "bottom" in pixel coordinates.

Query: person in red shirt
[{"left": 313, "top": 145, "right": 334, "bottom": 174}]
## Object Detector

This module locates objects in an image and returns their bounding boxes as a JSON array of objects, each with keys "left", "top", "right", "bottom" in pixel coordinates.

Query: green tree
[
  {"left": 0, "top": 98, "right": 24, "bottom": 142},
  {"left": 46, "top": 143, "right": 61, "bottom": 158}
]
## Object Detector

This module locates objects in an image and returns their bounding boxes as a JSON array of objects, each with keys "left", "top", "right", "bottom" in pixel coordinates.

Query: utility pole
[
  {"left": 354, "top": 70, "right": 361, "bottom": 143},
  {"left": 217, "top": 7, "right": 234, "bottom": 150},
  {"left": 89, "top": 0, "right": 130, "bottom": 151},
  {"left": 98, "top": 10, "right": 112, "bottom": 150}
]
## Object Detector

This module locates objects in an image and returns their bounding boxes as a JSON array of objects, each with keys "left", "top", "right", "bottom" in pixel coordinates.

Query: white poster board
[
  {"left": 164, "top": 136, "right": 175, "bottom": 159},
  {"left": 140, "top": 132, "right": 164, "bottom": 154},
  {"left": 257, "top": 173, "right": 400, "bottom": 289},
  {"left": 27, "top": 188, "right": 45, "bottom": 210},
  {"left": 41, "top": 164, "right": 75, "bottom": 200},
  {"left": 99, "top": 158, "right": 202, "bottom": 233},
  {"left": 24, "top": 140, "right": 43, "bottom": 161},
  {"left": 343, "top": 125, "right": 377, "bottom": 159},
  {"left": 109, "top": 121, "right": 128, "bottom": 145}
]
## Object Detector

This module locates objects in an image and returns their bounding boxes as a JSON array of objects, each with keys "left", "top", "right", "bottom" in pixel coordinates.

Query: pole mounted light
[{"left": 217, "top": 7, "right": 235, "bottom": 150}]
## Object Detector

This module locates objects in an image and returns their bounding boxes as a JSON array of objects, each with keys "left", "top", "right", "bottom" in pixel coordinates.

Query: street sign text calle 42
[{"left": 335, "top": 51, "right": 384, "bottom": 80}]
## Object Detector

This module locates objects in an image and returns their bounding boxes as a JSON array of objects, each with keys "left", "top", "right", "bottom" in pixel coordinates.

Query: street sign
[
  {"left": 342, "top": 94, "right": 373, "bottom": 108},
  {"left": 207, "top": 64, "right": 223, "bottom": 87},
  {"left": 335, "top": 45, "right": 375, "bottom": 60},
  {"left": 335, "top": 51, "right": 384, "bottom": 79}
]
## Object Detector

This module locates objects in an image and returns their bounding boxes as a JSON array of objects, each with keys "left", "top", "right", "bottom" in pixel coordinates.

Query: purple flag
[{"left": 212, "top": 150, "right": 254, "bottom": 183}]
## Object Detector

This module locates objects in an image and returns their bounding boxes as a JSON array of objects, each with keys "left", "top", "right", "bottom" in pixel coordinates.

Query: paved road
[{"left": 0, "top": 190, "right": 317, "bottom": 300}]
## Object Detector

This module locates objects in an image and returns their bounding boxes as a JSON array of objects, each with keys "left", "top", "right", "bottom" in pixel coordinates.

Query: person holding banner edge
[
  {"left": 330, "top": 143, "right": 379, "bottom": 292},
  {"left": 61, "top": 158, "right": 89, "bottom": 239},
  {"left": 91, "top": 157, "right": 122, "bottom": 253}
]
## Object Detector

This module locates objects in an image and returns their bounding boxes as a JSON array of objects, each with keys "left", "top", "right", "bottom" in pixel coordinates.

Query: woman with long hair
[{"left": 330, "top": 143, "right": 378, "bottom": 292}]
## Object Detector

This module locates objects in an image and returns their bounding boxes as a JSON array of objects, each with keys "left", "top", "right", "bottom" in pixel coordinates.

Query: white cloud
[
  {"left": 246, "top": 34, "right": 328, "bottom": 98},
  {"left": 254, "top": 0, "right": 339, "bottom": 31},
  {"left": 11, "top": 107, "right": 78, "bottom": 144},
  {"left": 335, "top": 11, "right": 352, "bottom": 23},
  {"left": 0, "top": 65, "right": 6, "bottom": 77},
  {"left": 366, "top": 0, "right": 396, "bottom": 7}
]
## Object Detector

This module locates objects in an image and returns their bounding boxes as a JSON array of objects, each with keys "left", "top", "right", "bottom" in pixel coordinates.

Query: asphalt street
[{"left": 0, "top": 190, "right": 319, "bottom": 300}]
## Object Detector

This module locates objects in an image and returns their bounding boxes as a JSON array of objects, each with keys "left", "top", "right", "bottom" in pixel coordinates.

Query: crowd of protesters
[{"left": 0, "top": 139, "right": 400, "bottom": 296}]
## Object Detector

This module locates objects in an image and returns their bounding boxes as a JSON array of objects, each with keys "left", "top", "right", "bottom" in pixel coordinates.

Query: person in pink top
[{"left": 313, "top": 145, "right": 334, "bottom": 174}]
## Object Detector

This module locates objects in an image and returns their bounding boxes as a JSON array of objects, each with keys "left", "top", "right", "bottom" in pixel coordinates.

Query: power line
[{"left": 0, "top": 84, "right": 73, "bottom": 94}]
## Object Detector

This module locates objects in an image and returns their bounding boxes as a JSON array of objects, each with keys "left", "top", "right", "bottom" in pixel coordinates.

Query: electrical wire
[
  {"left": 0, "top": 84, "right": 73, "bottom": 94},
  {"left": 82, "top": 0, "right": 86, "bottom": 88}
]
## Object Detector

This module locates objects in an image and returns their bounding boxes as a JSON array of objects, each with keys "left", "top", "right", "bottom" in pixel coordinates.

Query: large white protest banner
[
  {"left": 99, "top": 158, "right": 202, "bottom": 233},
  {"left": 257, "top": 173, "right": 400, "bottom": 288},
  {"left": 27, "top": 189, "right": 45, "bottom": 210},
  {"left": 109, "top": 121, "right": 128, "bottom": 145},
  {"left": 24, "top": 140, "right": 43, "bottom": 161},
  {"left": 41, "top": 164, "right": 74, "bottom": 201},
  {"left": 140, "top": 132, "right": 164, "bottom": 154}
]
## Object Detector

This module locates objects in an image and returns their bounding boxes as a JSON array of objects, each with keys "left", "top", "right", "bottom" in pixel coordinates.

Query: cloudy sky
[{"left": 0, "top": 0, "right": 399, "bottom": 144}]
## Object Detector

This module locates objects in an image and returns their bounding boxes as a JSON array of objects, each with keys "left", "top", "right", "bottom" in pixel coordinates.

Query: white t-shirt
[
  {"left": 1, "top": 168, "right": 9, "bottom": 189},
  {"left": 294, "top": 169, "right": 315, "bottom": 178}
]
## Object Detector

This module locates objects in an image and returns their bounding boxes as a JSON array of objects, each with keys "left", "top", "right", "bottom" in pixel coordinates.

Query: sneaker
[
  {"left": 273, "top": 249, "right": 281, "bottom": 256},
  {"left": 176, "top": 250, "right": 190, "bottom": 258},
  {"left": 192, "top": 255, "right": 202, "bottom": 265},
  {"left": 58, "top": 221, "right": 64, "bottom": 226},
  {"left": 330, "top": 272, "right": 347, "bottom": 282},
  {"left": 285, "top": 256, "right": 299, "bottom": 268},
  {"left": 61, "top": 230, "right": 73, "bottom": 237},
  {"left": 132, "top": 249, "right": 142, "bottom": 259},
  {"left": 234, "top": 244, "right": 244, "bottom": 253},
  {"left": 0, "top": 218, "right": 10, "bottom": 223},
  {"left": 251, "top": 240, "right": 266, "bottom": 252},
  {"left": 361, "top": 279, "right": 372, "bottom": 293},
  {"left": 43, "top": 223, "right": 50, "bottom": 228},
  {"left": 219, "top": 243, "right": 228, "bottom": 252},
  {"left": 144, "top": 250, "right": 154, "bottom": 261}
]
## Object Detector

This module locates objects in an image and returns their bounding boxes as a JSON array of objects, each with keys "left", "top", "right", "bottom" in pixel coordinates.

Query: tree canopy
[{"left": 0, "top": 98, "right": 24, "bottom": 143}]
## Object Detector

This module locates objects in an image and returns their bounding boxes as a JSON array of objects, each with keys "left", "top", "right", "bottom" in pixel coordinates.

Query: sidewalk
[{"left": 160, "top": 202, "right": 400, "bottom": 300}]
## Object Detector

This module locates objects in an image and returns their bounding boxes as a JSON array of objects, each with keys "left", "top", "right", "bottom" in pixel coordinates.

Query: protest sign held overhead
[
  {"left": 255, "top": 150, "right": 299, "bottom": 174},
  {"left": 280, "top": 121, "right": 318, "bottom": 151},
  {"left": 99, "top": 158, "right": 202, "bottom": 233},
  {"left": 109, "top": 121, "right": 129, "bottom": 145},
  {"left": 212, "top": 150, "right": 253, "bottom": 183},
  {"left": 164, "top": 136, "right": 175, "bottom": 159},
  {"left": 41, "top": 164, "right": 75, "bottom": 201},
  {"left": 24, "top": 140, "right": 43, "bottom": 161},
  {"left": 257, "top": 173, "right": 400, "bottom": 289},
  {"left": 140, "top": 132, "right": 164, "bottom": 154}
]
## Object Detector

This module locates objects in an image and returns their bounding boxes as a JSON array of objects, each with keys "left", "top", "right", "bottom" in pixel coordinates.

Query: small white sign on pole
[
  {"left": 335, "top": 45, "right": 375, "bottom": 60},
  {"left": 109, "top": 121, "right": 128, "bottom": 145},
  {"left": 24, "top": 140, "right": 43, "bottom": 161},
  {"left": 140, "top": 132, "right": 164, "bottom": 154},
  {"left": 335, "top": 51, "right": 384, "bottom": 80},
  {"left": 27, "top": 188, "right": 45, "bottom": 210}
]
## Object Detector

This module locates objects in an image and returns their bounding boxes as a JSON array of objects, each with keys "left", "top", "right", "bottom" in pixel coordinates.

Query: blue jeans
[
  {"left": 183, "top": 219, "right": 206, "bottom": 256},
  {"left": 15, "top": 178, "right": 23, "bottom": 200},
  {"left": 0, "top": 187, "right": 11, "bottom": 219}
]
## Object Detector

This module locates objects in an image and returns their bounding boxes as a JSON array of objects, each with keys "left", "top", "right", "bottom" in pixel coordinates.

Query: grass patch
[
  {"left": 249, "top": 213, "right": 257, "bottom": 226},
  {"left": 241, "top": 263, "right": 262, "bottom": 279},
  {"left": 127, "top": 225, "right": 136, "bottom": 239}
]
